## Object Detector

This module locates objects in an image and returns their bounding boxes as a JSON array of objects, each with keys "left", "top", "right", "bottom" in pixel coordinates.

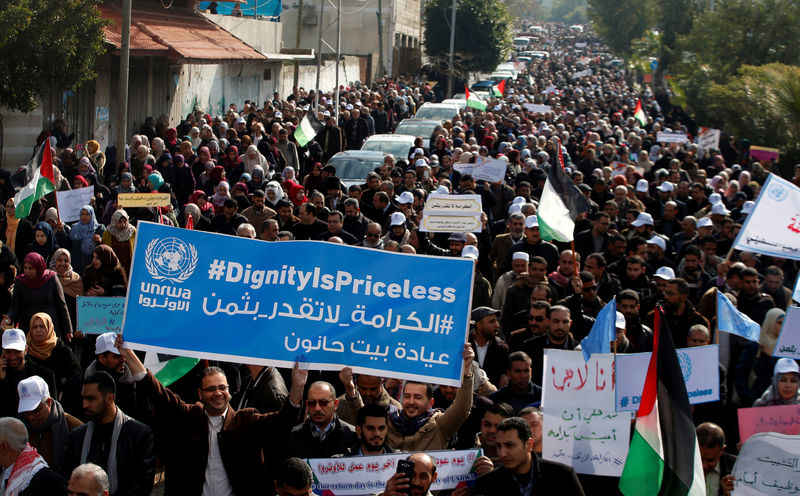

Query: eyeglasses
[
  {"left": 366, "top": 233, "right": 380, "bottom": 238},
  {"left": 306, "top": 399, "right": 331, "bottom": 407},
  {"left": 582, "top": 286, "right": 598, "bottom": 292},
  {"left": 527, "top": 315, "right": 546, "bottom": 322},
  {"left": 200, "top": 385, "right": 229, "bottom": 393}
]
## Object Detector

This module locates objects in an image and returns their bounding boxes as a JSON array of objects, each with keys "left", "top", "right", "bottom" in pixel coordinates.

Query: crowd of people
[{"left": 0, "top": 20, "right": 798, "bottom": 496}]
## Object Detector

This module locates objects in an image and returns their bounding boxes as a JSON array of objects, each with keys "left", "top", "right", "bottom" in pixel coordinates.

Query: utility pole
[
  {"left": 377, "top": 0, "right": 384, "bottom": 77},
  {"left": 115, "top": 0, "right": 131, "bottom": 166},
  {"left": 334, "top": 0, "right": 341, "bottom": 120},
  {"left": 445, "top": 0, "right": 456, "bottom": 97},
  {"left": 314, "top": 0, "right": 324, "bottom": 110},
  {"left": 292, "top": 0, "right": 304, "bottom": 91}
]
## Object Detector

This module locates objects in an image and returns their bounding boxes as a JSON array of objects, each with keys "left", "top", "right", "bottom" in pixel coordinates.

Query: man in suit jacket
[
  {"left": 472, "top": 417, "right": 584, "bottom": 496},
  {"left": 697, "top": 422, "right": 736, "bottom": 496}
]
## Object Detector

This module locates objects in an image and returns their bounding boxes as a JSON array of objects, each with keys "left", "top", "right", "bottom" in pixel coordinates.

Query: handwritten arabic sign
[
  {"left": 307, "top": 449, "right": 481, "bottom": 495},
  {"left": 615, "top": 345, "right": 720, "bottom": 412},
  {"left": 472, "top": 158, "right": 508, "bottom": 183},
  {"left": 774, "top": 306, "right": 800, "bottom": 360},
  {"left": 541, "top": 350, "right": 630, "bottom": 476},
  {"left": 697, "top": 127, "right": 721, "bottom": 151},
  {"left": 738, "top": 405, "right": 800, "bottom": 443},
  {"left": 118, "top": 193, "right": 171, "bottom": 207},
  {"left": 122, "top": 222, "right": 474, "bottom": 386},
  {"left": 56, "top": 187, "right": 95, "bottom": 223},
  {"left": 732, "top": 433, "right": 800, "bottom": 495},
  {"left": 656, "top": 132, "right": 689, "bottom": 143},
  {"left": 732, "top": 174, "right": 800, "bottom": 261},
  {"left": 610, "top": 161, "right": 628, "bottom": 178},
  {"left": 77, "top": 296, "right": 125, "bottom": 335},
  {"left": 420, "top": 194, "right": 483, "bottom": 233}
]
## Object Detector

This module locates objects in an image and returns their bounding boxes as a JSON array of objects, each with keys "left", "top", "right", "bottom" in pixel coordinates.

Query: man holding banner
[{"left": 116, "top": 337, "right": 308, "bottom": 496}]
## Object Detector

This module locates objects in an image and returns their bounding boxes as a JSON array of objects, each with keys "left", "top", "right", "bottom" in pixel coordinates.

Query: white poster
[
  {"left": 774, "top": 306, "right": 800, "bottom": 360},
  {"left": 697, "top": 127, "right": 721, "bottom": 151},
  {"left": 615, "top": 345, "right": 720, "bottom": 412},
  {"left": 523, "top": 103, "right": 552, "bottom": 114},
  {"left": 472, "top": 158, "right": 507, "bottom": 183},
  {"left": 656, "top": 132, "right": 689, "bottom": 143},
  {"left": 541, "top": 350, "right": 630, "bottom": 476},
  {"left": 732, "top": 174, "right": 800, "bottom": 260},
  {"left": 56, "top": 187, "right": 95, "bottom": 223},
  {"left": 420, "top": 194, "right": 483, "bottom": 233},
  {"left": 732, "top": 433, "right": 800, "bottom": 495}
]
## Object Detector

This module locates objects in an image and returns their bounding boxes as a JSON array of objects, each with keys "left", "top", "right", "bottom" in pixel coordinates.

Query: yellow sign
[{"left": 118, "top": 193, "right": 171, "bottom": 208}]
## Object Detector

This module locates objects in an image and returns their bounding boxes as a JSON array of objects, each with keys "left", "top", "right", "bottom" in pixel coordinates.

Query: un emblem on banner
[
  {"left": 768, "top": 183, "right": 788, "bottom": 202},
  {"left": 677, "top": 350, "right": 692, "bottom": 382},
  {"left": 145, "top": 237, "right": 198, "bottom": 284}
]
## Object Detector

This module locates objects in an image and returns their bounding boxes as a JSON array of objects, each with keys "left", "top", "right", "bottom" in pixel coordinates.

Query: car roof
[
  {"left": 396, "top": 119, "right": 441, "bottom": 126},
  {"left": 364, "top": 134, "right": 417, "bottom": 142},
  {"left": 329, "top": 150, "right": 389, "bottom": 159}
]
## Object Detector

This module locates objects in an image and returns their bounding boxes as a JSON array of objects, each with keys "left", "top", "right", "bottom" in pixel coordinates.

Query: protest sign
[
  {"left": 452, "top": 163, "right": 473, "bottom": 176},
  {"left": 793, "top": 276, "right": 800, "bottom": 303},
  {"left": 118, "top": 193, "right": 172, "bottom": 207},
  {"left": 523, "top": 103, "right": 552, "bottom": 114},
  {"left": 749, "top": 145, "right": 780, "bottom": 163},
  {"left": 472, "top": 158, "right": 507, "bottom": 183},
  {"left": 732, "top": 174, "right": 800, "bottom": 260},
  {"left": 77, "top": 296, "right": 126, "bottom": 335},
  {"left": 307, "top": 449, "right": 481, "bottom": 495},
  {"left": 656, "top": 132, "right": 689, "bottom": 143},
  {"left": 774, "top": 306, "right": 800, "bottom": 359},
  {"left": 575, "top": 42, "right": 587, "bottom": 48},
  {"left": 420, "top": 194, "right": 483, "bottom": 233},
  {"left": 56, "top": 188, "right": 95, "bottom": 222},
  {"left": 731, "top": 433, "right": 800, "bottom": 495},
  {"left": 542, "top": 350, "right": 630, "bottom": 476},
  {"left": 615, "top": 345, "right": 720, "bottom": 412},
  {"left": 610, "top": 161, "right": 628, "bottom": 178},
  {"left": 123, "top": 222, "right": 474, "bottom": 386},
  {"left": 697, "top": 127, "right": 721, "bottom": 151},
  {"left": 572, "top": 69, "right": 592, "bottom": 79},
  {"left": 738, "top": 404, "right": 800, "bottom": 442}
]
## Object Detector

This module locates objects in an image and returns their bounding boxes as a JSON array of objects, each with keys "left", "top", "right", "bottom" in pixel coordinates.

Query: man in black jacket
[
  {"left": 210, "top": 199, "right": 248, "bottom": 236},
  {"left": 65, "top": 372, "right": 156, "bottom": 496},
  {"left": 696, "top": 422, "right": 736, "bottom": 496},
  {"left": 0, "top": 417, "right": 68, "bottom": 495},
  {"left": 472, "top": 417, "right": 584, "bottom": 496},
  {"left": 0, "top": 329, "right": 57, "bottom": 418},
  {"left": 287, "top": 381, "right": 358, "bottom": 459}
]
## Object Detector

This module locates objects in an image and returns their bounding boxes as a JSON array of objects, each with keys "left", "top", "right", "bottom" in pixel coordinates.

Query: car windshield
[
  {"left": 361, "top": 140, "right": 412, "bottom": 160},
  {"left": 415, "top": 106, "right": 458, "bottom": 121},
  {"left": 395, "top": 122, "right": 438, "bottom": 138},
  {"left": 329, "top": 156, "right": 384, "bottom": 180}
]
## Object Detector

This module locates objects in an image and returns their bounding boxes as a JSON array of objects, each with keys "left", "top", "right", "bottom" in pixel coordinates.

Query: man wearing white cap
[
  {"left": 82, "top": 332, "right": 142, "bottom": 423},
  {"left": 492, "top": 252, "right": 530, "bottom": 312},
  {"left": 383, "top": 212, "right": 410, "bottom": 245},
  {"left": 18, "top": 376, "right": 82, "bottom": 474},
  {"left": 464, "top": 245, "right": 492, "bottom": 309},
  {"left": 612, "top": 311, "right": 637, "bottom": 354},
  {"left": 634, "top": 179, "right": 661, "bottom": 217},
  {"left": 503, "top": 215, "right": 559, "bottom": 274},
  {"left": 645, "top": 235, "right": 675, "bottom": 270},
  {"left": 629, "top": 212, "right": 655, "bottom": 240},
  {"left": 0, "top": 329, "right": 56, "bottom": 418}
]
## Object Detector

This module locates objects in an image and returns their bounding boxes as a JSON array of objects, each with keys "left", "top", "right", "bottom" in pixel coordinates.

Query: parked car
[
  {"left": 361, "top": 134, "right": 418, "bottom": 162},
  {"left": 326, "top": 150, "right": 391, "bottom": 188},
  {"left": 393, "top": 119, "right": 441, "bottom": 149},
  {"left": 414, "top": 102, "right": 461, "bottom": 122}
]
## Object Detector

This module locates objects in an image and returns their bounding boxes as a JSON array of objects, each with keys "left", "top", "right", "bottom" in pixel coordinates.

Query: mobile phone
[{"left": 396, "top": 459, "right": 415, "bottom": 480}]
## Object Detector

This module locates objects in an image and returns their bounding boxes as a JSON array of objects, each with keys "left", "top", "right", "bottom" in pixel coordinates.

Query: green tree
[
  {"left": 548, "top": 0, "right": 587, "bottom": 24},
  {"left": 654, "top": 0, "right": 696, "bottom": 76},
  {"left": 423, "top": 0, "right": 514, "bottom": 76},
  {"left": 0, "top": 0, "right": 107, "bottom": 113},
  {"left": 587, "top": 0, "right": 652, "bottom": 56}
]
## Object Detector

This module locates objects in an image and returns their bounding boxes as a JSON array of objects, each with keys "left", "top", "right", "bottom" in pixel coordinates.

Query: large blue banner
[{"left": 122, "top": 222, "right": 475, "bottom": 385}]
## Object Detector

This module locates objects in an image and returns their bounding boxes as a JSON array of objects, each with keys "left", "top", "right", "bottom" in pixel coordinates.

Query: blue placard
[
  {"left": 122, "top": 222, "right": 475, "bottom": 386},
  {"left": 77, "top": 296, "right": 126, "bottom": 334}
]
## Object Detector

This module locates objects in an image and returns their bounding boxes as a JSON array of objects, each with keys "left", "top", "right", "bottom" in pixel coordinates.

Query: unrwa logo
[
  {"left": 768, "top": 183, "right": 788, "bottom": 202},
  {"left": 145, "top": 237, "right": 198, "bottom": 284},
  {"left": 677, "top": 350, "right": 692, "bottom": 382}
]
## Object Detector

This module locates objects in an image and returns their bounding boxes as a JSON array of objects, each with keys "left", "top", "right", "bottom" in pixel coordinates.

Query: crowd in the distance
[{"left": 0, "top": 21, "right": 798, "bottom": 496}]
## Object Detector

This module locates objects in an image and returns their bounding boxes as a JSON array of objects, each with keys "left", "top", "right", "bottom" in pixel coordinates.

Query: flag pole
[
  {"left": 570, "top": 241, "right": 580, "bottom": 277},
  {"left": 713, "top": 287, "right": 719, "bottom": 344}
]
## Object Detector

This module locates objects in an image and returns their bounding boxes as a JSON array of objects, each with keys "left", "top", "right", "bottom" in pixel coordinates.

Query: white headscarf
[{"left": 242, "top": 145, "right": 268, "bottom": 175}]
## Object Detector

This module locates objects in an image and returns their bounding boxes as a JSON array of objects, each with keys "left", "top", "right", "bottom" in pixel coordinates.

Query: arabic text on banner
[
  {"left": 307, "top": 449, "right": 481, "bottom": 495},
  {"left": 77, "top": 296, "right": 126, "bottom": 335},
  {"left": 420, "top": 194, "right": 483, "bottom": 233},
  {"left": 774, "top": 306, "right": 800, "bottom": 360},
  {"left": 737, "top": 404, "right": 800, "bottom": 442},
  {"left": 118, "top": 193, "right": 172, "bottom": 207},
  {"left": 732, "top": 174, "right": 800, "bottom": 260},
  {"left": 122, "top": 222, "right": 475, "bottom": 386},
  {"left": 56, "top": 188, "right": 95, "bottom": 222},
  {"left": 615, "top": 345, "right": 720, "bottom": 412},
  {"left": 656, "top": 132, "right": 689, "bottom": 143},
  {"left": 731, "top": 433, "right": 800, "bottom": 495},
  {"left": 541, "top": 350, "right": 630, "bottom": 476}
]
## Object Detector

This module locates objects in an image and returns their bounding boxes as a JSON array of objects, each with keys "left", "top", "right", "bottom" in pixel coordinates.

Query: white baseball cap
[
  {"left": 741, "top": 201, "right": 755, "bottom": 215},
  {"left": 322, "top": 110, "right": 331, "bottom": 117},
  {"left": 414, "top": 159, "right": 426, "bottom": 168},
  {"left": 2, "top": 329, "right": 26, "bottom": 351},
  {"left": 657, "top": 182, "right": 674, "bottom": 193},
  {"left": 389, "top": 212, "right": 406, "bottom": 226},
  {"left": 17, "top": 376, "right": 50, "bottom": 413},
  {"left": 274, "top": 111, "right": 283, "bottom": 119},
  {"left": 395, "top": 191, "right": 414, "bottom": 204},
  {"left": 414, "top": 148, "right": 425, "bottom": 156},
  {"left": 636, "top": 179, "right": 649, "bottom": 193},
  {"left": 512, "top": 196, "right": 526, "bottom": 205},
  {"left": 508, "top": 204, "right": 522, "bottom": 214},
  {"left": 435, "top": 185, "right": 449, "bottom": 194},
  {"left": 697, "top": 217, "right": 713, "bottom": 228},
  {"left": 646, "top": 236, "right": 667, "bottom": 252},
  {"left": 711, "top": 203, "right": 730, "bottom": 216},
  {"left": 95, "top": 332, "right": 120, "bottom": 355},
  {"left": 631, "top": 212, "right": 654, "bottom": 227},
  {"left": 654, "top": 266, "right": 676, "bottom": 280},
  {"left": 525, "top": 215, "right": 539, "bottom": 228},
  {"left": 774, "top": 358, "right": 800, "bottom": 376},
  {"left": 461, "top": 245, "right": 479, "bottom": 260},
  {"left": 615, "top": 311, "right": 626, "bottom": 329},
  {"left": 512, "top": 252, "right": 530, "bottom": 262},
  {"left": 709, "top": 193, "right": 722, "bottom": 205}
]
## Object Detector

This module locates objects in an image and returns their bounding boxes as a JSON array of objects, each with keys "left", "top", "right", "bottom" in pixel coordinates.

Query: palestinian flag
[
  {"left": 145, "top": 352, "right": 200, "bottom": 387},
  {"left": 14, "top": 138, "right": 56, "bottom": 219},
  {"left": 633, "top": 99, "right": 647, "bottom": 127},
  {"left": 491, "top": 79, "right": 506, "bottom": 97},
  {"left": 293, "top": 111, "right": 324, "bottom": 147},
  {"left": 465, "top": 85, "right": 487, "bottom": 111},
  {"left": 537, "top": 138, "right": 590, "bottom": 242},
  {"left": 618, "top": 306, "right": 705, "bottom": 496}
]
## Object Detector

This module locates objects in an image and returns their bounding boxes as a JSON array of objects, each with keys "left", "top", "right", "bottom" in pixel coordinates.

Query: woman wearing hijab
[
  {"left": 85, "top": 140, "right": 106, "bottom": 177},
  {"left": 27, "top": 222, "right": 59, "bottom": 264},
  {"left": 189, "top": 126, "right": 202, "bottom": 149},
  {"left": 50, "top": 248, "right": 83, "bottom": 328},
  {"left": 754, "top": 358, "right": 800, "bottom": 406},
  {"left": 101, "top": 209, "right": 136, "bottom": 276},
  {"left": 735, "top": 308, "right": 786, "bottom": 406},
  {"left": 4, "top": 252, "right": 72, "bottom": 339},
  {"left": 155, "top": 151, "right": 176, "bottom": 186},
  {"left": 179, "top": 140, "right": 196, "bottom": 171},
  {"left": 247, "top": 165, "right": 267, "bottom": 193},
  {"left": 192, "top": 146, "right": 214, "bottom": 184},
  {"left": 172, "top": 153, "right": 196, "bottom": 207},
  {"left": 181, "top": 202, "right": 212, "bottom": 232},
  {"left": 82, "top": 245, "right": 127, "bottom": 297},
  {"left": 151, "top": 137, "right": 166, "bottom": 163},
  {"left": 288, "top": 182, "right": 308, "bottom": 208},
  {"left": 188, "top": 190, "right": 215, "bottom": 218},
  {"left": 0, "top": 197, "right": 35, "bottom": 260},
  {"left": 26, "top": 312, "right": 81, "bottom": 396},
  {"left": 130, "top": 142, "right": 155, "bottom": 180},
  {"left": 242, "top": 144, "right": 268, "bottom": 177},
  {"left": 264, "top": 137, "right": 286, "bottom": 171},
  {"left": 68, "top": 205, "right": 105, "bottom": 276},
  {"left": 210, "top": 181, "right": 232, "bottom": 214},
  {"left": 221, "top": 145, "right": 244, "bottom": 179},
  {"left": 165, "top": 127, "right": 180, "bottom": 155},
  {"left": 265, "top": 180, "right": 284, "bottom": 210},
  {"left": 303, "top": 162, "right": 324, "bottom": 196}
]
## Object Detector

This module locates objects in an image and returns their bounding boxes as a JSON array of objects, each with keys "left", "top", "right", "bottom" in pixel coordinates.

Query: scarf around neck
[
  {"left": 5, "top": 444, "right": 48, "bottom": 496},
  {"left": 80, "top": 406, "right": 130, "bottom": 495},
  {"left": 387, "top": 404, "right": 441, "bottom": 436},
  {"left": 25, "top": 399, "right": 69, "bottom": 473},
  {"left": 26, "top": 313, "right": 57, "bottom": 360}
]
